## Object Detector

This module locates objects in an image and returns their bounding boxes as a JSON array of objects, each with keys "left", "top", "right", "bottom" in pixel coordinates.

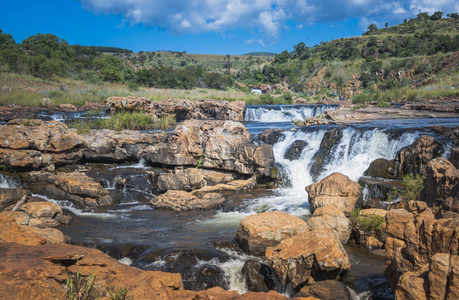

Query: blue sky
[{"left": 1, "top": 0, "right": 458, "bottom": 55}]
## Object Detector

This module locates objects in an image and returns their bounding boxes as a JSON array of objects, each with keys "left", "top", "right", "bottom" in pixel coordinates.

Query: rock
[
  {"left": 420, "top": 157, "right": 459, "bottom": 216},
  {"left": 306, "top": 205, "right": 351, "bottom": 244},
  {"left": 1, "top": 85, "right": 12, "bottom": 92},
  {"left": 0, "top": 242, "right": 184, "bottom": 299},
  {"left": 19, "top": 201, "right": 63, "bottom": 218},
  {"left": 192, "top": 264, "right": 229, "bottom": 291},
  {"left": 0, "top": 188, "right": 31, "bottom": 211},
  {"left": 82, "top": 129, "right": 167, "bottom": 162},
  {"left": 283, "top": 140, "right": 308, "bottom": 161},
  {"left": 201, "top": 170, "right": 238, "bottom": 185},
  {"left": 235, "top": 211, "right": 309, "bottom": 256},
  {"left": 150, "top": 190, "right": 226, "bottom": 211},
  {"left": 0, "top": 120, "right": 84, "bottom": 169},
  {"left": 295, "top": 280, "right": 351, "bottom": 299},
  {"left": 429, "top": 253, "right": 450, "bottom": 300},
  {"left": 157, "top": 167, "right": 204, "bottom": 192},
  {"left": 266, "top": 229, "right": 351, "bottom": 289},
  {"left": 106, "top": 97, "right": 246, "bottom": 122},
  {"left": 293, "top": 118, "right": 335, "bottom": 127},
  {"left": 364, "top": 158, "right": 396, "bottom": 179},
  {"left": 395, "top": 269, "right": 428, "bottom": 300},
  {"left": 395, "top": 136, "right": 443, "bottom": 178},
  {"left": 451, "top": 148, "right": 459, "bottom": 169},
  {"left": 0, "top": 211, "right": 29, "bottom": 225},
  {"left": 358, "top": 176, "right": 403, "bottom": 207},
  {"left": 309, "top": 128, "right": 343, "bottom": 181},
  {"left": 22, "top": 226, "right": 65, "bottom": 244},
  {"left": 258, "top": 129, "right": 286, "bottom": 145},
  {"left": 306, "top": 172, "right": 363, "bottom": 216},
  {"left": 191, "top": 178, "right": 256, "bottom": 193},
  {"left": 359, "top": 208, "right": 388, "bottom": 219},
  {"left": 0, "top": 214, "right": 46, "bottom": 245},
  {"left": 142, "top": 119, "right": 274, "bottom": 177},
  {"left": 242, "top": 260, "right": 276, "bottom": 292},
  {"left": 28, "top": 171, "right": 113, "bottom": 208}
]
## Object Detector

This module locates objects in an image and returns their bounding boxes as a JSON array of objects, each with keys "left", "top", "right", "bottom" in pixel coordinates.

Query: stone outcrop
[
  {"left": 150, "top": 190, "right": 226, "bottom": 211},
  {"left": 1, "top": 201, "right": 66, "bottom": 229},
  {"left": 142, "top": 120, "right": 274, "bottom": 177},
  {"left": 266, "top": 229, "right": 351, "bottom": 289},
  {"left": 0, "top": 120, "right": 85, "bottom": 170},
  {"left": 242, "top": 260, "right": 276, "bottom": 293},
  {"left": 384, "top": 202, "right": 459, "bottom": 298},
  {"left": 28, "top": 171, "right": 113, "bottom": 208},
  {"left": 306, "top": 172, "right": 363, "bottom": 216},
  {"left": 157, "top": 167, "right": 204, "bottom": 192},
  {"left": 283, "top": 140, "right": 308, "bottom": 161},
  {"left": 394, "top": 135, "right": 444, "bottom": 179},
  {"left": 235, "top": 211, "right": 309, "bottom": 256},
  {"left": 0, "top": 214, "right": 64, "bottom": 245},
  {"left": 105, "top": 97, "right": 246, "bottom": 122},
  {"left": 82, "top": 129, "right": 167, "bottom": 162},
  {"left": 420, "top": 157, "right": 459, "bottom": 217},
  {"left": 306, "top": 205, "right": 351, "bottom": 244}
]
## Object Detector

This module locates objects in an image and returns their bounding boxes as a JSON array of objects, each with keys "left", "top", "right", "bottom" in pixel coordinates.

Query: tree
[
  {"left": 417, "top": 12, "right": 430, "bottom": 21},
  {"left": 430, "top": 11, "right": 443, "bottom": 20},
  {"left": 0, "top": 29, "right": 16, "bottom": 49},
  {"left": 447, "top": 13, "right": 459, "bottom": 20},
  {"left": 274, "top": 50, "right": 290, "bottom": 64},
  {"left": 367, "top": 24, "right": 378, "bottom": 34},
  {"left": 385, "top": 22, "right": 388, "bottom": 28}
]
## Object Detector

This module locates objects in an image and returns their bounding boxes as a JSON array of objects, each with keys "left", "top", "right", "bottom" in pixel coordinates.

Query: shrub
[
  {"left": 388, "top": 173, "right": 426, "bottom": 207},
  {"left": 350, "top": 208, "right": 385, "bottom": 232}
]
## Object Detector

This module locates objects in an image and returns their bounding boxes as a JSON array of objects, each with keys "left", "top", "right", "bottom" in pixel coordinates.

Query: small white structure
[{"left": 251, "top": 88, "right": 262, "bottom": 94}]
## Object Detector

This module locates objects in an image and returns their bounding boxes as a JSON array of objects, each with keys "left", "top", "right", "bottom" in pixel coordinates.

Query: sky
[{"left": 1, "top": 0, "right": 458, "bottom": 55}]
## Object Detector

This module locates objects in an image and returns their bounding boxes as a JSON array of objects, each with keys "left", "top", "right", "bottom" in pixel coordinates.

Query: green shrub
[
  {"left": 127, "top": 82, "right": 139, "bottom": 92},
  {"left": 350, "top": 208, "right": 385, "bottom": 232},
  {"left": 388, "top": 173, "right": 426, "bottom": 207}
]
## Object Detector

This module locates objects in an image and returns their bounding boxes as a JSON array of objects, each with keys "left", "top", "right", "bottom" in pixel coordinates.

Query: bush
[
  {"left": 350, "top": 208, "right": 385, "bottom": 232},
  {"left": 127, "top": 82, "right": 139, "bottom": 92},
  {"left": 388, "top": 173, "right": 426, "bottom": 207}
]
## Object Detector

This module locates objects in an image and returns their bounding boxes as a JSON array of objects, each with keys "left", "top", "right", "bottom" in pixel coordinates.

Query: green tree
[
  {"left": 367, "top": 24, "right": 378, "bottom": 33},
  {"left": 430, "top": 11, "right": 443, "bottom": 20}
]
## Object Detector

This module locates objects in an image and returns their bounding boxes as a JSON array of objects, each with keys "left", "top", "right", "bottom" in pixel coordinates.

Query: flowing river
[{"left": 2, "top": 104, "right": 458, "bottom": 298}]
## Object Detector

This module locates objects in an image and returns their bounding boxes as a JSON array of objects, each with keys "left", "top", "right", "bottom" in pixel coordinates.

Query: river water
[{"left": 2, "top": 104, "right": 458, "bottom": 298}]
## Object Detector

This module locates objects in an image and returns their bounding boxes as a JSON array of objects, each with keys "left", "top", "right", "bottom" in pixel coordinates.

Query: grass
[
  {"left": 65, "top": 261, "right": 96, "bottom": 300},
  {"left": 69, "top": 111, "right": 176, "bottom": 133},
  {"left": 350, "top": 208, "right": 385, "bottom": 232},
  {"left": 352, "top": 87, "right": 459, "bottom": 104}
]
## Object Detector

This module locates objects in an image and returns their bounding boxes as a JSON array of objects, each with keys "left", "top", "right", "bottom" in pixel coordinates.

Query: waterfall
[
  {"left": 244, "top": 104, "right": 338, "bottom": 122},
  {"left": 0, "top": 173, "right": 21, "bottom": 188}
]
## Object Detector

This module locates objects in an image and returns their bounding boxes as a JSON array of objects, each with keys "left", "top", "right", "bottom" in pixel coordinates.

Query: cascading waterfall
[
  {"left": 0, "top": 173, "right": 21, "bottom": 188},
  {"left": 244, "top": 104, "right": 338, "bottom": 122}
]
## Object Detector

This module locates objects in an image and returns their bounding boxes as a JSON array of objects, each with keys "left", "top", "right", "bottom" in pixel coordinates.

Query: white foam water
[
  {"left": 245, "top": 105, "right": 337, "bottom": 122},
  {"left": 0, "top": 173, "right": 21, "bottom": 188}
]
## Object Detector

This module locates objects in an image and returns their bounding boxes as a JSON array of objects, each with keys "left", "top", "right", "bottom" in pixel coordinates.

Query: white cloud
[
  {"left": 246, "top": 38, "right": 266, "bottom": 47},
  {"left": 79, "top": 0, "right": 459, "bottom": 43}
]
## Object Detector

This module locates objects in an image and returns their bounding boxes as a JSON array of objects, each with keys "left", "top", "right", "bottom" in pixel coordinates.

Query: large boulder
[
  {"left": 142, "top": 120, "right": 274, "bottom": 177},
  {"left": 364, "top": 158, "right": 396, "bottom": 179},
  {"left": 157, "top": 167, "right": 204, "bottom": 192},
  {"left": 266, "top": 229, "right": 351, "bottom": 289},
  {"left": 306, "top": 205, "right": 351, "bottom": 244},
  {"left": 309, "top": 128, "right": 343, "bottom": 181},
  {"left": 150, "top": 190, "right": 226, "bottom": 211},
  {"left": 258, "top": 129, "right": 285, "bottom": 145},
  {"left": 0, "top": 120, "right": 84, "bottom": 169},
  {"left": 394, "top": 135, "right": 443, "bottom": 178},
  {"left": 235, "top": 211, "right": 309, "bottom": 256},
  {"left": 82, "top": 129, "right": 167, "bottom": 162},
  {"left": 28, "top": 171, "right": 113, "bottom": 208},
  {"left": 420, "top": 157, "right": 459, "bottom": 216},
  {"left": 242, "top": 260, "right": 276, "bottom": 293},
  {"left": 306, "top": 172, "right": 363, "bottom": 216}
]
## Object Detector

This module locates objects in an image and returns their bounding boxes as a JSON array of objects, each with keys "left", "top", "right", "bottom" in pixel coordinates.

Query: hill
[{"left": 243, "top": 52, "right": 276, "bottom": 57}]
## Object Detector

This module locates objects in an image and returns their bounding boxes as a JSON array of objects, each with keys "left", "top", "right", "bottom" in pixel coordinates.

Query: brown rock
[
  {"left": 359, "top": 208, "right": 388, "bottom": 219},
  {"left": 447, "top": 255, "right": 459, "bottom": 300},
  {"left": 19, "top": 201, "right": 63, "bottom": 218},
  {"left": 266, "top": 229, "right": 351, "bottom": 288},
  {"left": 22, "top": 226, "right": 65, "bottom": 244},
  {"left": 306, "top": 205, "right": 351, "bottom": 244},
  {"left": 0, "top": 242, "right": 184, "bottom": 299},
  {"left": 0, "top": 211, "right": 29, "bottom": 225},
  {"left": 151, "top": 190, "right": 226, "bottom": 211},
  {"left": 395, "top": 136, "right": 443, "bottom": 178},
  {"left": 429, "top": 253, "right": 450, "bottom": 300},
  {"left": 142, "top": 120, "right": 274, "bottom": 177},
  {"left": 236, "top": 211, "right": 309, "bottom": 256},
  {"left": 157, "top": 167, "right": 204, "bottom": 192},
  {"left": 395, "top": 270, "right": 428, "bottom": 300},
  {"left": 306, "top": 172, "right": 363, "bottom": 216},
  {"left": 421, "top": 157, "right": 459, "bottom": 215},
  {"left": 295, "top": 280, "right": 351, "bottom": 299},
  {"left": 0, "top": 214, "right": 46, "bottom": 245}
]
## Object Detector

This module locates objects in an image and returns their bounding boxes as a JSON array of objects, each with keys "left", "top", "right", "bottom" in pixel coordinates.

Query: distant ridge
[{"left": 243, "top": 52, "right": 276, "bottom": 57}]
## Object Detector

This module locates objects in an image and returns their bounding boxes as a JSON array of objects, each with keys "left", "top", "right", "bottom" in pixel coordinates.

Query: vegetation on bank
[
  {"left": 69, "top": 111, "right": 176, "bottom": 134},
  {"left": 350, "top": 208, "right": 385, "bottom": 233},
  {"left": 1, "top": 10, "right": 458, "bottom": 106},
  {"left": 388, "top": 173, "right": 426, "bottom": 208}
]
